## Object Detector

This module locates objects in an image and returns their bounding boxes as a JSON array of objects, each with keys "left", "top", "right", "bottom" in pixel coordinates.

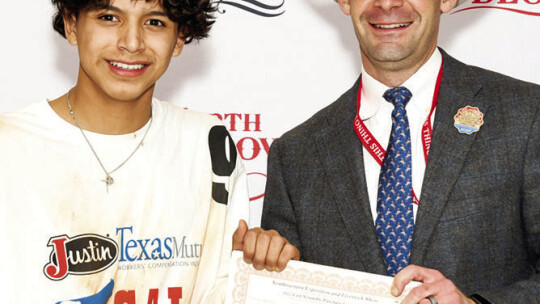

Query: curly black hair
[{"left": 51, "top": 0, "right": 216, "bottom": 43}]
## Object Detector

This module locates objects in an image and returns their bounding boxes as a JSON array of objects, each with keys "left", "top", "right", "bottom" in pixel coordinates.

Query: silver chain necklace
[{"left": 66, "top": 91, "right": 153, "bottom": 193}]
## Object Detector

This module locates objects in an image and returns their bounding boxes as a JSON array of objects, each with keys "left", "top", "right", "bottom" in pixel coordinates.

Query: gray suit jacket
[{"left": 261, "top": 50, "right": 540, "bottom": 303}]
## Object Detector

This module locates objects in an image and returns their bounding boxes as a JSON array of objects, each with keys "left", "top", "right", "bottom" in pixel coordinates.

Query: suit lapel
[
  {"left": 314, "top": 78, "right": 387, "bottom": 274},
  {"left": 411, "top": 51, "right": 489, "bottom": 265}
]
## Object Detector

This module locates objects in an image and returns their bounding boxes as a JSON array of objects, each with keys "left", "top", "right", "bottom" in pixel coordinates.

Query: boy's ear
[
  {"left": 63, "top": 13, "right": 78, "bottom": 46},
  {"left": 172, "top": 35, "right": 185, "bottom": 57}
]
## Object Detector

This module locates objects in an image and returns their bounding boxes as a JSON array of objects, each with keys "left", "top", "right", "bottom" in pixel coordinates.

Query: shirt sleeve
[{"left": 191, "top": 125, "right": 250, "bottom": 303}]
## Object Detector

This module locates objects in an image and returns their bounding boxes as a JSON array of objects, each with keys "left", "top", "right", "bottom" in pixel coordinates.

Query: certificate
[{"left": 225, "top": 251, "right": 419, "bottom": 304}]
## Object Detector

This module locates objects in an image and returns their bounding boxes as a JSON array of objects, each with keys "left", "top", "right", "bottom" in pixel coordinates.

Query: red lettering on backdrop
[
  {"left": 147, "top": 289, "right": 159, "bottom": 304},
  {"left": 168, "top": 287, "right": 183, "bottom": 304},
  {"left": 455, "top": 0, "right": 540, "bottom": 16},
  {"left": 114, "top": 290, "right": 136, "bottom": 304},
  {"left": 213, "top": 113, "right": 263, "bottom": 132},
  {"left": 237, "top": 137, "right": 261, "bottom": 160},
  {"left": 244, "top": 114, "right": 262, "bottom": 132},
  {"left": 44, "top": 236, "right": 69, "bottom": 280},
  {"left": 224, "top": 113, "right": 242, "bottom": 131},
  {"left": 259, "top": 138, "right": 274, "bottom": 154},
  {"left": 236, "top": 137, "right": 274, "bottom": 160},
  {"left": 468, "top": 0, "right": 540, "bottom": 5}
]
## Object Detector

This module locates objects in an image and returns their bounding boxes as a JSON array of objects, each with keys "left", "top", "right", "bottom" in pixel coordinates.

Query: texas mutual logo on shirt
[{"left": 44, "top": 226, "right": 203, "bottom": 281}]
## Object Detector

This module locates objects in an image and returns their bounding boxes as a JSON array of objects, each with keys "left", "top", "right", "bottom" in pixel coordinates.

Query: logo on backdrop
[
  {"left": 215, "top": 0, "right": 285, "bottom": 17},
  {"left": 44, "top": 227, "right": 202, "bottom": 281},
  {"left": 453, "top": 0, "right": 540, "bottom": 16}
]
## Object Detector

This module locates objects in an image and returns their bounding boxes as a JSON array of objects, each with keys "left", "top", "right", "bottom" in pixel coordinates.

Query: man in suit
[{"left": 233, "top": 0, "right": 539, "bottom": 303}]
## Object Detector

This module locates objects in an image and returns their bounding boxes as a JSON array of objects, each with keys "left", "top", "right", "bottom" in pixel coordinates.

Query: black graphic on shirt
[{"left": 209, "top": 126, "right": 237, "bottom": 205}]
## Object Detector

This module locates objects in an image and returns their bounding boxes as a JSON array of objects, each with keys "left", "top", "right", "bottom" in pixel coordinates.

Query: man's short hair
[{"left": 51, "top": 0, "right": 216, "bottom": 44}]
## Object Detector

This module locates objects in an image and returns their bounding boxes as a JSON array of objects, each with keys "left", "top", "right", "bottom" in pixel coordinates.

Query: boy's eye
[
  {"left": 146, "top": 19, "right": 165, "bottom": 27},
  {"left": 99, "top": 14, "right": 118, "bottom": 22}
]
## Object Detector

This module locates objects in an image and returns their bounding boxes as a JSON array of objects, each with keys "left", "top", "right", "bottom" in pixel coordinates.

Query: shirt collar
[{"left": 359, "top": 49, "right": 442, "bottom": 120}]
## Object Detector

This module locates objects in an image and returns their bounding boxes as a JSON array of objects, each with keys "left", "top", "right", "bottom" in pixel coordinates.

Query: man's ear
[
  {"left": 337, "top": 0, "right": 352, "bottom": 16},
  {"left": 172, "top": 36, "right": 186, "bottom": 57},
  {"left": 440, "top": 0, "right": 458, "bottom": 13},
  {"left": 63, "top": 13, "right": 78, "bottom": 46}
]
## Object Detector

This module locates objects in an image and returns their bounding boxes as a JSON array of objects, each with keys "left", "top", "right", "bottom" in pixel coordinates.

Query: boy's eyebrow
[
  {"left": 97, "top": 5, "right": 122, "bottom": 13},
  {"left": 97, "top": 5, "right": 169, "bottom": 18},
  {"left": 144, "top": 11, "right": 169, "bottom": 18}
]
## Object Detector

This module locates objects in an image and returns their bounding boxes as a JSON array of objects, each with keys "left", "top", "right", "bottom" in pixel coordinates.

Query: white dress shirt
[{"left": 359, "top": 49, "right": 442, "bottom": 223}]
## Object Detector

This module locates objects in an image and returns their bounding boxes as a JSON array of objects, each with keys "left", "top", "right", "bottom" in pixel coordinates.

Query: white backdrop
[{"left": 1, "top": 0, "right": 539, "bottom": 226}]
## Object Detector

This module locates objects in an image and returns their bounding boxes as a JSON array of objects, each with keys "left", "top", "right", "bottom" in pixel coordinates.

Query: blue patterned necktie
[{"left": 375, "top": 86, "right": 414, "bottom": 277}]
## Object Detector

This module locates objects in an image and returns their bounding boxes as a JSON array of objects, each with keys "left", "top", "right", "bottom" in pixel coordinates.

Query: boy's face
[{"left": 65, "top": 0, "right": 184, "bottom": 102}]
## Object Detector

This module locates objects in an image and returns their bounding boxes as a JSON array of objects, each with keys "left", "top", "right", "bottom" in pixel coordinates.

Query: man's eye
[
  {"left": 99, "top": 15, "right": 118, "bottom": 22},
  {"left": 146, "top": 19, "right": 165, "bottom": 27}
]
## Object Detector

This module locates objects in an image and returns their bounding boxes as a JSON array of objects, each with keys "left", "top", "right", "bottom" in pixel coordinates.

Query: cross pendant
[{"left": 103, "top": 175, "right": 114, "bottom": 193}]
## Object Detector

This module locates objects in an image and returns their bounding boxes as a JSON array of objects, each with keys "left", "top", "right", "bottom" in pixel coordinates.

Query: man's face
[
  {"left": 338, "top": 0, "right": 456, "bottom": 78},
  {"left": 65, "top": 0, "right": 184, "bottom": 102}
]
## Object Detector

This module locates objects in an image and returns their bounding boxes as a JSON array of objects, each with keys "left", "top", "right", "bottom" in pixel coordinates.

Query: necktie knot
[{"left": 383, "top": 87, "right": 412, "bottom": 108}]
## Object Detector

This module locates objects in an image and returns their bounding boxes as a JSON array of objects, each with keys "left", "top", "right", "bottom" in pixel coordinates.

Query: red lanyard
[{"left": 353, "top": 62, "right": 443, "bottom": 205}]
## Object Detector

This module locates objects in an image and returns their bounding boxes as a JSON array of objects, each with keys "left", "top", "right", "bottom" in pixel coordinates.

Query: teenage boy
[{"left": 0, "top": 0, "right": 250, "bottom": 303}]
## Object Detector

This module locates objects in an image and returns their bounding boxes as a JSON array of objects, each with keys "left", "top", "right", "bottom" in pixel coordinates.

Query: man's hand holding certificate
[
  {"left": 230, "top": 221, "right": 466, "bottom": 304},
  {"left": 226, "top": 251, "right": 420, "bottom": 304}
]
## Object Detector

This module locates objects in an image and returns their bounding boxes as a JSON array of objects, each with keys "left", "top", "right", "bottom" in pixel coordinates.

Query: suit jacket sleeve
[{"left": 475, "top": 100, "right": 540, "bottom": 302}]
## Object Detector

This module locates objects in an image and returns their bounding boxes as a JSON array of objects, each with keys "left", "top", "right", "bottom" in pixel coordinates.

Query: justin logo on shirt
[{"left": 44, "top": 234, "right": 119, "bottom": 281}]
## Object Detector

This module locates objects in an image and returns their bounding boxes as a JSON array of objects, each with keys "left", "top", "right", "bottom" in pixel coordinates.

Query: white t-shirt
[{"left": 0, "top": 98, "right": 249, "bottom": 303}]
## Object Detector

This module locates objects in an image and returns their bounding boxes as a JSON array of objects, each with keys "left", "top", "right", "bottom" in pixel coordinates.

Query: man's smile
[{"left": 371, "top": 22, "right": 412, "bottom": 29}]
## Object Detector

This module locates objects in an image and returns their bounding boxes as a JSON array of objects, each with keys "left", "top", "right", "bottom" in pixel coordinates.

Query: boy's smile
[{"left": 107, "top": 59, "right": 151, "bottom": 77}]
